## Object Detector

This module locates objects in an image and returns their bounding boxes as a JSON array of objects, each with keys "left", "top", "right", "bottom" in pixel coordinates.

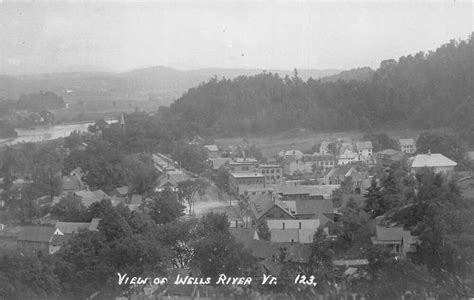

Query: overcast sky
[{"left": 0, "top": 1, "right": 472, "bottom": 74}]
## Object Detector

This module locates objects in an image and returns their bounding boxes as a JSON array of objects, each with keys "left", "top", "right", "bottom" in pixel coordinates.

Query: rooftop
[
  {"left": 204, "top": 144, "right": 219, "bottom": 152},
  {"left": 410, "top": 152, "right": 457, "bottom": 168},
  {"left": 355, "top": 141, "right": 373, "bottom": 150},
  {"left": 230, "top": 172, "right": 264, "bottom": 178},
  {"left": 399, "top": 138, "right": 416, "bottom": 146},
  {"left": 18, "top": 226, "right": 60, "bottom": 243}
]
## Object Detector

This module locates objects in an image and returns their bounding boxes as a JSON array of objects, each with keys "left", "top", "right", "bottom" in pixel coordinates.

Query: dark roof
[
  {"left": 230, "top": 227, "right": 256, "bottom": 248},
  {"left": 62, "top": 175, "right": 82, "bottom": 191},
  {"left": 295, "top": 199, "right": 334, "bottom": 224},
  {"left": 51, "top": 234, "right": 73, "bottom": 246},
  {"left": 18, "top": 226, "right": 58, "bottom": 243}
]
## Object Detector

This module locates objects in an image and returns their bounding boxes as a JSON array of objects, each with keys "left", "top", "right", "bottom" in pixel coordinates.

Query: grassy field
[{"left": 215, "top": 127, "right": 438, "bottom": 158}]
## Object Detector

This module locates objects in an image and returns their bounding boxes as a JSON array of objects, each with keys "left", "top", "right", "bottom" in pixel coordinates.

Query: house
[
  {"left": 276, "top": 185, "right": 340, "bottom": 201},
  {"left": 258, "top": 164, "right": 283, "bottom": 186},
  {"left": 248, "top": 195, "right": 294, "bottom": 223},
  {"left": 283, "top": 153, "right": 336, "bottom": 175},
  {"left": 17, "top": 226, "right": 65, "bottom": 255},
  {"left": 157, "top": 168, "right": 191, "bottom": 191},
  {"left": 61, "top": 175, "right": 85, "bottom": 194},
  {"left": 399, "top": 138, "right": 416, "bottom": 154},
  {"left": 229, "top": 172, "right": 265, "bottom": 196},
  {"left": 203, "top": 145, "right": 220, "bottom": 159},
  {"left": 228, "top": 158, "right": 259, "bottom": 173},
  {"left": 267, "top": 219, "right": 320, "bottom": 244},
  {"left": 371, "top": 218, "right": 418, "bottom": 259},
  {"left": 345, "top": 168, "right": 371, "bottom": 194},
  {"left": 112, "top": 186, "right": 129, "bottom": 197},
  {"left": 409, "top": 151, "right": 457, "bottom": 174},
  {"left": 279, "top": 150, "right": 304, "bottom": 160},
  {"left": 355, "top": 141, "right": 373, "bottom": 157},
  {"left": 54, "top": 218, "right": 100, "bottom": 234},
  {"left": 208, "top": 157, "right": 232, "bottom": 170},
  {"left": 374, "top": 149, "right": 407, "bottom": 167},
  {"left": 319, "top": 141, "right": 330, "bottom": 155},
  {"left": 73, "top": 190, "right": 104, "bottom": 208},
  {"left": 338, "top": 149, "right": 359, "bottom": 165},
  {"left": 326, "top": 165, "right": 357, "bottom": 185}
]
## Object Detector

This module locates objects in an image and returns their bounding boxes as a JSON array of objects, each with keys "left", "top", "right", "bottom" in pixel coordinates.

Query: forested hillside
[{"left": 169, "top": 35, "right": 474, "bottom": 139}]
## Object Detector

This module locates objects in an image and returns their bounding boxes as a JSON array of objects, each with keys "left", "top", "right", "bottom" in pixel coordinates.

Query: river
[{"left": 0, "top": 120, "right": 117, "bottom": 146}]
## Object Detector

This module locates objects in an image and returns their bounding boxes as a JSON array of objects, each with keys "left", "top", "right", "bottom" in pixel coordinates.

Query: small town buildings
[
  {"left": 355, "top": 141, "right": 373, "bottom": 157},
  {"left": 267, "top": 219, "right": 320, "bottom": 244},
  {"left": 258, "top": 164, "right": 283, "bottom": 186},
  {"left": 277, "top": 185, "right": 340, "bottom": 201},
  {"left": 371, "top": 218, "right": 418, "bottom": 259},
  {"left": 229, "top": 172, "right": 265, "bottom": 195},
  {"left": 54, "top": 218, "right": 100, "bottom": 234},
  {"left": 279, "top": 150, "right": 304, "bottom": 161},
  {"left": 17, "top": 226, "right": 66, "bottom": 255},
  {"left": 338, "top": 149, "right": 359, "bottom": 165},
  {"left": 203, "top": 145, "right": 220, "bottom": 159},
  {"left": 283, "top": 153, "right": 336, "bottom": 175},
  {"left": 228, "top": 158, "right": 259, "bottom": 173},
  {"left": 208, "top": 157, "right": 232, "bottom": 170},
  {"left": 409, "top": 151, "right": 457, "bottom": 174},
  {"left": 248, "top": 195, "right": 294, "bottom": 223},
  {"left": 72, "top": 190, "right": 106, "bottom": 208},
  {"left": 399, "top": 138, "right": 416, "bottom": 154},
  {"left": 374, "top": 149, "right": 407, "bottom": 167}
]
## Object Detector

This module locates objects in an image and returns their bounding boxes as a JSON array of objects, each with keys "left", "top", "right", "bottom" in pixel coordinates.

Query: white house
[
  {"left": 409, "top": 151, "right": 457, "bottom": 174},
  {"left": 399, "top": 138, "right": 416, "bottom": 154}
]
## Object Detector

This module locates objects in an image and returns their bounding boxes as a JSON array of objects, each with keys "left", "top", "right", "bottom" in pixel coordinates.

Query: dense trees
[{"left": 169, "top": 36, "right": 474, "bottom": 138}]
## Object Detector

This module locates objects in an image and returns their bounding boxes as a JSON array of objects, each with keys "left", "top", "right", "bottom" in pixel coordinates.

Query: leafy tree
[
  {"left": 146, "top": 188, "right": 185, "bottom": 224},
  {"left": 157, "top": 220, "right": 197, "bottom": 268},
  {"left": 363, "top": 132, "right": 399, "bottom": 152},
  {"left": 0, "top": 253, "right": 61, "bottom": 299},
  {"left": 51, "top": 194, "right": 90, "bottom": 222},
  {"left": 363, "top": 179, "right": 384, "bottom": 218},
  {"left": 256, "top": 220, "right": 270, "bottom": 241},
  {"left": 176, "top": 179, "right": 208, "bottom": 215},
  {"left": 171, "top": 142, "right": 209, "bottom": 175},
  {"left": 213, "top": 166, "right": 230, "bottom": 193}
]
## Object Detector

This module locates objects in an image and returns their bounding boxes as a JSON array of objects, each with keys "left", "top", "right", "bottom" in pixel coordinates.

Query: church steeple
[{"left": 119, "top": 112, "right": 125, "bottom": 128}]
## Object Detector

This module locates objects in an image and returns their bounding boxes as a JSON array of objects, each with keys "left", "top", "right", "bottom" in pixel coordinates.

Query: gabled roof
[
  {"left": 399, "top": 138, "right": 415, "bottom": 146},
  {"left": 339, "top": 149, "right": 358, "bottom": 159},
  {"left": 294, "top": 199, "right": 334, "bottom": 224},
  {"left": 355, "top": 141, "right": 373, "bottom": 150},
  {"left": 277, "top": 185, "right": 340, "bottom": 199},
  {"left": 92, "top": 189, "right": 108, "bottom": 199},
  {"left": 376, "top": 149, "right": 407, "bottom": 161},
  {"left": 204, "top": 144, "right": 219, "bottom": 152},
  {"left": 62, "top": 175, "right": 82, "bottom": 191},
  {"left": 115, "top": 186, "right": 129, "bottom": 196},
  {"left": 74, "top": 190, "right": 101, "bottom": 208},
  {"left": 249, "top": 196, "right": 293, "bottom": 221},
  {"left": 327, "top": 165, "right": 356, "bottom": 178},
  {"left": 18, "top": 226, "right": 61, "bottom": 243},
  {"left": 230, "top": 227, "right": 258, "bottom": 248},
  {"left": 55, "top": 222, "right": 90, "bottom": 234},
  {"left": 410, "top": 153, "right": 457, "bottom": 168}
]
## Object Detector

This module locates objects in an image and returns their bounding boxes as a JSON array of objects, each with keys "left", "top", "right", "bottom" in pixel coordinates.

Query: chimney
[{"left": 427, "top": 150, "right": 431, "bottom": 155}]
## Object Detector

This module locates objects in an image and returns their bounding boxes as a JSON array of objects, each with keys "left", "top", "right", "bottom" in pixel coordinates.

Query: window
[
  {"left": 277, "top": 169, "right": 280, "bottom": 173},
  {"left": 271, "top": 170, "right": 274, "bottom": 173},
  {"left": 282, "top": 222, "right": 285, "bottom": 230},
  {"left": 277, "top": 175, "right": 280, "bottom": 179},
  {"left": 299, "top": 222, "right": 302, "bottom": 229}
]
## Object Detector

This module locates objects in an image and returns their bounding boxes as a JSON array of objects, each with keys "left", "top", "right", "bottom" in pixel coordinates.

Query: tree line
[{"left": 168, "top": 35, "right": 474, "bottom": 142}]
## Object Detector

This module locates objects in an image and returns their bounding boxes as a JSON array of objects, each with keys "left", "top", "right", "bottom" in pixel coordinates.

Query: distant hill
[
  {"left": 0, "top": 67, "right": 341, "bottom": 106},
  {"left": 321, "top": 67, "right": 375, "bottom": 82},
  {"left": 168, "top": 36, "right": 474, "bottom": 138}
]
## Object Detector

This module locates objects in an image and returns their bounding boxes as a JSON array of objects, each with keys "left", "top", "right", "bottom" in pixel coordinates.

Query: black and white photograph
[{"left": 0, "top": 0, "right": 473, "bottom": 299}]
